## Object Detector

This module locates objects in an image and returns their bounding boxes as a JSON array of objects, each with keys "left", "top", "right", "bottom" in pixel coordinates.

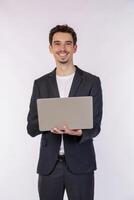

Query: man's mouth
[
  {"left": 57, "top": 52, "right": 69, "bottom": 58},
  {"left": 59, "top": 53, "right": 67, "bottom": 57}
]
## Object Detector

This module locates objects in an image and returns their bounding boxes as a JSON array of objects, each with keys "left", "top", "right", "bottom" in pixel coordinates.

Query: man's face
[{"left": 49, "top": 32, "right": 77, "bottom": 65}]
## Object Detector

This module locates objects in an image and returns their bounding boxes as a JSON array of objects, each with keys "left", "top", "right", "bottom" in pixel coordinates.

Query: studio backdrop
[{"left": 0, "top": 0, "right": 134, "bottom": 200}]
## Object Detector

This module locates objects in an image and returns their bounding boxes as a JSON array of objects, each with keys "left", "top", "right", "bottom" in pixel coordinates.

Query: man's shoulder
[
  {"left": 35, "top": 69, "right": 55, "bottom": 83},
  {"left": 79, "top": 67, "right": 100, "bottom": 81}
]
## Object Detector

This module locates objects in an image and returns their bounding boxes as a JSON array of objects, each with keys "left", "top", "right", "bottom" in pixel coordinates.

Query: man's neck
[{"left": 56, "top": 64, "right": 76, "bottom": 76}]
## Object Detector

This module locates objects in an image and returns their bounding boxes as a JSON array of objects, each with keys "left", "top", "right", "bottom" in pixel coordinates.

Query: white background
[{"left": 0, "top": 0, "right": 134, "bottom": 199}]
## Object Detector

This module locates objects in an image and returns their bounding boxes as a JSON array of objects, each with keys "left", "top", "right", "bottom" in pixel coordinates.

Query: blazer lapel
[
  {"left": 48, "top": 68, "right": 60, "bottom": 98},
  {"left": 48, "top": 66, "right": 83, "bottom": 98},
  {"left": 69, "top": 66, "right": 83, "bottom": 97}
]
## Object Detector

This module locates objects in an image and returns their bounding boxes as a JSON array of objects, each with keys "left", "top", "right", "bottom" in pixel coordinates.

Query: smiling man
[
  {"left": 49, "top": 32, "right": 77, "bottom": 65},
  {"left": 27, "top": 24, "right": 103, "bottom": 200}
]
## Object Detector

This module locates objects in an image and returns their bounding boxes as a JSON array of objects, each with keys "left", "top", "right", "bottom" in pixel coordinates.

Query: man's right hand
[{"left": 51, "top": 127, "right": 65, "bottom": 134}]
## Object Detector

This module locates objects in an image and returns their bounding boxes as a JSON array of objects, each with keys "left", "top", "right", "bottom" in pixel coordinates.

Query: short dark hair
[{"left": 49, "top": 24, "right": 77, "bottom": 45}]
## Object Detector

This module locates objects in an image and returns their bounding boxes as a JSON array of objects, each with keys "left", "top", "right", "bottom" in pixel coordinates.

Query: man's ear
[
  {"left": 73, "top": 45, "right": 77, "bottom": 53},
  {"left": 49, "top": 45, "right": 53, "bottom": 53}
]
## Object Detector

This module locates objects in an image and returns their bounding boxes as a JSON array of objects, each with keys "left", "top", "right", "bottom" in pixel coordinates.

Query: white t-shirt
[{"left": 56, "top": 72, "right": 75, "bottom": 155}]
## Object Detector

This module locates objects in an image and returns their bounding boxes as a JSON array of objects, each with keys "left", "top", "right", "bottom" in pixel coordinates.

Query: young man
[{"left": 27, "top": 24, "right": 103, "bottom": 200}]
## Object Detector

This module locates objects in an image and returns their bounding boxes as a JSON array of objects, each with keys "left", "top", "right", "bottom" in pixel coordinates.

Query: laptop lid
[{"left": 37, "top": 96, "right": 93, "bottom": 131}]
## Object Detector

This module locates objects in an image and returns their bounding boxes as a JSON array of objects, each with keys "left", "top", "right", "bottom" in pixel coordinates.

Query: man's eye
[
  {"left": 66, "top": 42, "right": 72, "bottom": 45},
  {"left": 54, "top": 43, "right": 60, "bottom": 46}
]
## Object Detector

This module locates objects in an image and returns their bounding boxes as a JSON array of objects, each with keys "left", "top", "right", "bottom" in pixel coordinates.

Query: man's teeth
[{"left": 59, "top": 54, "right": 67, "bottom": 56}]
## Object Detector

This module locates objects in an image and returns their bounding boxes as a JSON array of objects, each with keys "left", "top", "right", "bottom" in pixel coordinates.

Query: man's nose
[{"left": 60, "top": 44, "right": 66, "bottom": 50}]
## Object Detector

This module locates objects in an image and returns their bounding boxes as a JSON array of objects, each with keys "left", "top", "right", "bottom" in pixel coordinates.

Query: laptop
[{"left": 37, "top": 96, "right": 93, "bottom": 131}]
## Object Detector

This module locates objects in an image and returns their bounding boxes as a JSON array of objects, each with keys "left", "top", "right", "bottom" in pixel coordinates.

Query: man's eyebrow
[
  {"left": 66, "top": 41, "right": 73, "bottom": 43},
  {"left": 53, "top": 40, "right": 73, "bottom": 43},
  {"left": 53, "top": 40, "right": 60, "bottom": 43}
]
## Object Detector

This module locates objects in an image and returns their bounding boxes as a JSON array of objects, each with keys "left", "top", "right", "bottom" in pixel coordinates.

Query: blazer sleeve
[
  {"left": 79, "top": 77, "right": 103, "bottom": 143},
  {"left": 27, "top": 80, "right": 42, "bottom": 137}
]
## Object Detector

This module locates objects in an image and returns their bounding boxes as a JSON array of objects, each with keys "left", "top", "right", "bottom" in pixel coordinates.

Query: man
[{"left": 27, "top": 24, "right": 103, "bottom": 200}]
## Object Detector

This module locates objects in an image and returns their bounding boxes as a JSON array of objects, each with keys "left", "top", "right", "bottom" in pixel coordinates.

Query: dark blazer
[{"left": 27, "top": 66, "right": 103, "bottom": 175}]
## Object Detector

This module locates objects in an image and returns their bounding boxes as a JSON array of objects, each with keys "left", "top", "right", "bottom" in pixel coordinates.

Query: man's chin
[{"left": 59, "top": 60, "right": 68, "bottom": 64}]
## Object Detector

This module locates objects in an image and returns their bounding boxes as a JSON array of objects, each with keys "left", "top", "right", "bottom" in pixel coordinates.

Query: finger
[
  {"left": 63, "top": 125, "right": 71, "bottom": 133},
  {"left": 52, "top": 128, "right": 64, "bottom": 134},
  {"left": 66, "top": 129, "right": 82, "bottom": 136}
]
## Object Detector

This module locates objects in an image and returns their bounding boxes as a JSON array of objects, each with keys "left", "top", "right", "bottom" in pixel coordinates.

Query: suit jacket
[{"left": 27, "top": 66, "right": 103, "bottom": 175}]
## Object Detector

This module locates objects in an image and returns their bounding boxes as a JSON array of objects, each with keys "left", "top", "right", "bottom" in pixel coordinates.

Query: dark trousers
[{"left": 38, "top": 159, "right": 94, "bottom": 200}]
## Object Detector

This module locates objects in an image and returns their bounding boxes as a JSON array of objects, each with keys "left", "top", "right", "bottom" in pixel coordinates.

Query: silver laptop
[{"left": 37, "top": 96, "right": 93, "bottom": 131}]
